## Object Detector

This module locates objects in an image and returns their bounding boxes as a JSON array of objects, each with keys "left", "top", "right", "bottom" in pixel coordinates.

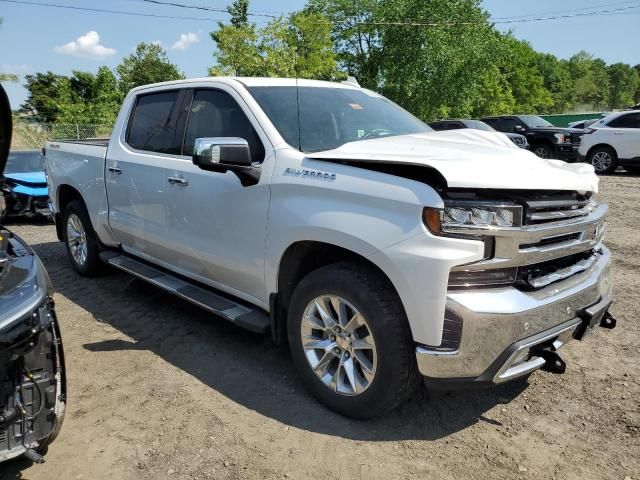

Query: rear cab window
[{"left": 126, "top": 90, "right": 185, "bottom": 155}]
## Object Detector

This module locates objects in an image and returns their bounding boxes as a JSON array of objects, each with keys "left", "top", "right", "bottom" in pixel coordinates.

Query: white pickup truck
[{"left": 45, "top": 77, "right": 616, "bottom": 418}]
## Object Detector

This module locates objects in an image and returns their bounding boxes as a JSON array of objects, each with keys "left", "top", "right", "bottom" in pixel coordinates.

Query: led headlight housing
[
  {"left": 554, "top": 133, "right": 570, "bottom": 144},
  {"left": 423, "top": 202, "right": 523, "bottom": 287},
  {"left": 423, "top": 202, "right": 523, "bottom": 234}
]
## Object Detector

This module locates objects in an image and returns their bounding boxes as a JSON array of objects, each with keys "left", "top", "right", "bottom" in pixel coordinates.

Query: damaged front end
[{"left": 0, "top": 228, "right": 66, "bottom": 464}]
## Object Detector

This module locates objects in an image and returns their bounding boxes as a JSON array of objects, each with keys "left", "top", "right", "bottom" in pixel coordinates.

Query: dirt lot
[{"left": 1, "top": 175, "right": 639, "bottom": 480}]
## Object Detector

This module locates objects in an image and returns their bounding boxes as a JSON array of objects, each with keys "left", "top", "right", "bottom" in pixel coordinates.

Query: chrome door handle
[
  {"left": 168, "top": 175, "right": 189, "bottom": 186},
  {"left": 614, "top": 131, "right": 624, "bottom": 135},
  {"left": 108, "top": 166, "right": 122, "bottom": 174}
]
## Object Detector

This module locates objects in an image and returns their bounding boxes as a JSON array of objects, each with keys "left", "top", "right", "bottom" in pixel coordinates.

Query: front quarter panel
[{"left": 265, "top": 150, "right": 485, "bottom": 345}]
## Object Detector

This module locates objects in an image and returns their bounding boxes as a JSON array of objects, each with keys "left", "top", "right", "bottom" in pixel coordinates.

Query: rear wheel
[
  {"left": 62, "top": 200, "right": 104, "bottom": 276},
  {"left": 287, "top": 262, "right": 418, "bottom": 419},
  {"left": 588, "top": 146, "right": 618, "bottom": 174}
]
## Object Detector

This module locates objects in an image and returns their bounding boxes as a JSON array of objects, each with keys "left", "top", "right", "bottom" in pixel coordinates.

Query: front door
[{"left": 160, "top": 86, "right": 272, "bottom": 302}]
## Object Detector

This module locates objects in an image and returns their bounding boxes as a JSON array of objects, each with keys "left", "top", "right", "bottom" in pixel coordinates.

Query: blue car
[{"left": 0, "top": 149, "right": 49, "bottom": 221}]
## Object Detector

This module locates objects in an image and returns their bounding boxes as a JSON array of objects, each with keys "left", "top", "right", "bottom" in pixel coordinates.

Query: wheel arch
[
  {"left": 270, "top": 240, "right": 407, "bottom": 346},
  {"left": 55, "top": 184, "right": 85, "bottom": 241},
  {"left": 586, "top": 143, "right": 618, "bottom": 160}
]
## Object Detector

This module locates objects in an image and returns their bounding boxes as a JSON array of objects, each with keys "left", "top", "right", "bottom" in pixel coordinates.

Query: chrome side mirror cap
[{"left": 192, "top": 137, "right": 252, "bottom": 171}]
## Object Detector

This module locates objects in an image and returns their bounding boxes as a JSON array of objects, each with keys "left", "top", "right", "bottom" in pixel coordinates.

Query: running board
[{"left": 99, "top": 252, "right": 270, "bottom": 334}]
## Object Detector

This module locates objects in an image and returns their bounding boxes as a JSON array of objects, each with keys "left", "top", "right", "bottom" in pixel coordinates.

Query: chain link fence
[{"left": 12, "top": 121, "right": 113, "bottom": 150}]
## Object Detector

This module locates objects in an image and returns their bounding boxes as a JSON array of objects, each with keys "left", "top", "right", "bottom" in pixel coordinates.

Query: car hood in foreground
[{"left": 308, "top": 129, "right": 599, "bottom": 192}]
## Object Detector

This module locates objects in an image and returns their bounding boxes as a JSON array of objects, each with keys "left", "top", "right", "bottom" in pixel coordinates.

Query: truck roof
[{"left": 130, "top": 76, "right": 362, "bottom": 95}]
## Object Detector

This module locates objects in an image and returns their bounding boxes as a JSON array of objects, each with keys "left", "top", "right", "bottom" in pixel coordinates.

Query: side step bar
[{"left": 99, "top": 252, "right": 270, "bottom": 334}]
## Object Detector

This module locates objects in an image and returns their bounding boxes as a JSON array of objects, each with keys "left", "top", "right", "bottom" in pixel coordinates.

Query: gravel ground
[{"left": 1, "top": 175, "right": 639, "bottom": 480}]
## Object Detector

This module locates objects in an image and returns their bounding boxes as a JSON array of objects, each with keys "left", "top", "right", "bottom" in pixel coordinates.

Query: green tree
[
  {"left": 116, "top": 42, "right": 184, "bottom": 95},
  {"left": 379, "top": 0, "right": 507, "bottom": 120},
  {"left": 209, "top": 2, "right": 341, "bottom": 79},
  {"left": 20, "top": 72, "right": 69, "bottom": 123},
  {"left": 305, "top": 0, "right": 383, "bottom": 89},
  {"left": 57, "top": 67, "right": 121, "bottom": 124},
  {"left": 568, "top": 51, "right": 610, "bottom": 110},
  {"left": 500, "top": 37, "right": 553, "bottom": 114},
  {"left": 534, "top": 53, "right": 574, "bottom": 113},
  {"left": 607, "top": 63, "right": 639, "bottom": 109}
]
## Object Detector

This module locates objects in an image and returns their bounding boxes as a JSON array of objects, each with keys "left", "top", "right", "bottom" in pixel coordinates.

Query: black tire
[
  {"left": 287, "top": 262, "right": 418, "bottom": 419},
  {"left": 532, "top": 143, "right": 553, "bottom": 159},
  {"left": 624, "top": 165, "right": 640, "bottom": 175},
  {"left": 62, "top": 200, "right": 104, "bottom": 276},
  {"left": 587, "top": 146, "right": 618, "bottom": 175}
]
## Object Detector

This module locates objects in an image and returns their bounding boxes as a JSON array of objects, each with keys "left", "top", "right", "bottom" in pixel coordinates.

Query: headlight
[
  {"left": 423, "top": 203, "right": 523, "bottom": 234},
  {"left": 554, "top": 133, "right": 570, "bottom": 143}
]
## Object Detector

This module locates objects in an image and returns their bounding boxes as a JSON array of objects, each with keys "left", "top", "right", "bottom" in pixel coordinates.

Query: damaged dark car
[{"left": 0, "top": 85, "right": 66, "bottom": 464}]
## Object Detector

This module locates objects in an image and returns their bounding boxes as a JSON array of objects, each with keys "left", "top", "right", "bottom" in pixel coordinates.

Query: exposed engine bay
[{"left": 0, "top": 229, "right": 66, "bottom": 464}]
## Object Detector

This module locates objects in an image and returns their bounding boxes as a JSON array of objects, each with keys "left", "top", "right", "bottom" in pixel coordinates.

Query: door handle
[
  {"left": 168, "top": 175, "right": 189, "bottom": 186},
  {"left": 108, "top": 166, "right": 122, "bottom": 174},
  {"left": 614, "top": 131, "right": 624, "bottom": 135}
]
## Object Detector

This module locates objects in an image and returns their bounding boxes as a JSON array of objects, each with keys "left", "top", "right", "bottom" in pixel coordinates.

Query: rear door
[
  {"left": 105, "top": 89, "right": 190, "bottom": 261},
  {"left": 608, "top": 112, "right": 640, "bottom": 159}
]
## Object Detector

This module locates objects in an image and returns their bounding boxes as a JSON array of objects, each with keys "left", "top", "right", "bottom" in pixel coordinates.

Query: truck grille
[{"left": 524, "top": 195, "right": 591, "bottom": 225}]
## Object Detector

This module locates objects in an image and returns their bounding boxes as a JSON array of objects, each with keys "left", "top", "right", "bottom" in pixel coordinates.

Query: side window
[
  {"left": 499, "top": 118, "right": 521, "bottom": 133},
  {"left": 610, "top": 113, "right": 640, "bottom": 128},
  {"left": 483, "top": 118, "right": 499, "bottom": 129},
  {"left": 446, "top": 122, "right": 464, "bottom": 130},
  {"left": 183, "top": 90, "right": 265, "bottom": 163},
  {"left": 127, "top": 91, "right": 184, "bottom": 155},
  {"left": 430, "top": 122, "right": 446, "bottom": 131}
]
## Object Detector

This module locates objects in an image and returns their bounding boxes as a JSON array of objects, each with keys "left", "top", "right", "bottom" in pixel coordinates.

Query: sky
[{"left": 1, "top": 0, "right": 639, "bottom": 108}]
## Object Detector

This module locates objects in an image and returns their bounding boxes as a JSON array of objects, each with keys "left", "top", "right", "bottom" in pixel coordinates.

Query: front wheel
[
  {"left": 588, "top": 146, "right": 618, "bottom": 174},
  {"left": 287, "top": 263, "right": 418, "bottom": 419},
  {"left": 533, "top": 144, "right": 553, "bottom": 159}
]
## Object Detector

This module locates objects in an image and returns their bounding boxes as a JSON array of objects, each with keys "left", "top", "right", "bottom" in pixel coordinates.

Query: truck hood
[{"left": 308, "top": 129, "right": 599, "bottom": 192}]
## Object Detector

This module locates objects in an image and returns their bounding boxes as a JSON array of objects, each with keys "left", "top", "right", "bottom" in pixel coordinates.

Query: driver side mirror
[
  {"left": 513, "top": 125, "right": 526, "bottom": 133},
  {"left": 192, "top": 137, "right": 252, "bottom": 172}
]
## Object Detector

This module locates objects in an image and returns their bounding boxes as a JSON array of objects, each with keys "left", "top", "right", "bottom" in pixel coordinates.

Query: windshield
[
  {"left": 247, "top": 86, "right": 432, "bottom": 153},
  {"left": 519, "top": 115, "right": 554, "bottom": 128},
  {"left": 5, "top": 150, "right": 46, "bottom": 174}
]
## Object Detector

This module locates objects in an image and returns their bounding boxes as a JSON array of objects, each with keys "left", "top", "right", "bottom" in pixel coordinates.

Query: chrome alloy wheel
[
  {"left": 66, "top": 213, "right": 88, "bottom": 266},
  {"left": 301, "top": 295, "right": 377, "bottom": 396},
  {"left": 592, "top": 151, "right": 612, "bottom": 173}
]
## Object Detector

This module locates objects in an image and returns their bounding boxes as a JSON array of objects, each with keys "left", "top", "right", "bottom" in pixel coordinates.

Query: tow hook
[
  {"left": 538, "top": 349, "right": 567, "bottom": 374},
  {"left": 600, "top": 311, "right": 617, "bottom": 330}
]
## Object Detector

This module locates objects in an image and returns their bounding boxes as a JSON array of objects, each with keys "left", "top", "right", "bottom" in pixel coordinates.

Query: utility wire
[
  {"left": 2, "top": 0, "right": 640, "bottom": 26},
  {"left": 490, "top": 0, "right": 640, "bottom": 20}
]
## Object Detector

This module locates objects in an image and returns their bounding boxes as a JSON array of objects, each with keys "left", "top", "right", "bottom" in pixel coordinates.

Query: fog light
[{"left": 448, "top": 268, "right": 518, "bottom": 287}]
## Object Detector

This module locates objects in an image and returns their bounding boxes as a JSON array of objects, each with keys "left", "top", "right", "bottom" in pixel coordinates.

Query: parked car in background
[
  {"left": 0, "top": 84, "right": 66, "bottom": 465},
  {"left": 428, "top": 119, "right": 529, "bottom": 149},
  {"left": 482, "top": 115, "right": 582, "bottom": 161},
  {"left": 568, "top": 119, "right": 599, "bottom": 130},
  {"left": 45, "top": 77, "right": 615, "bottom": 419},
  {"left": 0, "top": 150, "right": 49, "bottom": 221},
  {"left": 578, "top": 110, "right": 640, "bottom": 174}
]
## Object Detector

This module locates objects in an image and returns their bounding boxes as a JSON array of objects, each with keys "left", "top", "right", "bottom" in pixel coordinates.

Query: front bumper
[
  {"left": 416, "top": 246, "right": 613, "bottom": 388},
  {"left": 555, "top": 144, "right": 580, "bottom": 162}
]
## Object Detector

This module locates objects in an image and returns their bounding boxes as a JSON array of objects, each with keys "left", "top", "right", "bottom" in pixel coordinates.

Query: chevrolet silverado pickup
[
  {"left": 45, "top": 77, "right": 615, "bottom": 419},
  {"left": 1, "top": 85, "right": 66, "bottom": 463}
]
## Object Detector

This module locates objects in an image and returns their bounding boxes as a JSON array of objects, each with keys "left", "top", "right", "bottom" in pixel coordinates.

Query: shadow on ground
[{"left": 26, "top": 240, "right": 528, "bottom": 443}]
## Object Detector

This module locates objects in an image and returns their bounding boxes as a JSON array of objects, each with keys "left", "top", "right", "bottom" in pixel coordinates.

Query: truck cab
[{"left": 45, "top": 78, "right": 615, "bottom": 418}]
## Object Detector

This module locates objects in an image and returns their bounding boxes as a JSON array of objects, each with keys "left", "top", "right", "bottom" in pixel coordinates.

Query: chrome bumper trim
[{"left": 416, "top": 245, "right": 613, "bottom": 381}]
